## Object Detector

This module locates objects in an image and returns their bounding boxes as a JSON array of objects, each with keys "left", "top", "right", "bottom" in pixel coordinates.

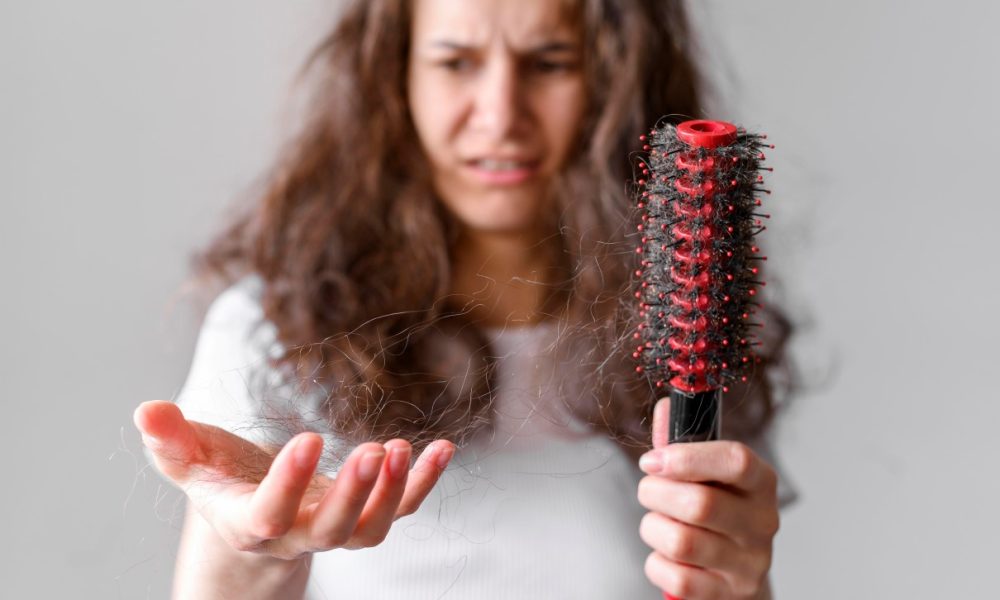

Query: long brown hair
[{"left": 188, "top": 0, "right": 792, "bottom": 461}]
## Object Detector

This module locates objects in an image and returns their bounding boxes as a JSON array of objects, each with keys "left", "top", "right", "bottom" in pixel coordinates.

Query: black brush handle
[{"left": 667, "top": 389, "right": 721, "bottom": 443}]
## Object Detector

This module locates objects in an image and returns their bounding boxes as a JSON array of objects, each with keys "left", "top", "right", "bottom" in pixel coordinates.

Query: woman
[{"left": 135, "top": 0, "right": 790, "bottom": 597}]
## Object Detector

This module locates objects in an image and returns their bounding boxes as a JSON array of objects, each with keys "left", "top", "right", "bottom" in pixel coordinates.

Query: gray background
[{"left": 2, "top": 1, "right": 997, "bottom": 598}]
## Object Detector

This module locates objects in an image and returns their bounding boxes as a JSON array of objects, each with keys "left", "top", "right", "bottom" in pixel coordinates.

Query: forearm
[{"left": 172, "top": 502, "right": 312, "bottom": 600}]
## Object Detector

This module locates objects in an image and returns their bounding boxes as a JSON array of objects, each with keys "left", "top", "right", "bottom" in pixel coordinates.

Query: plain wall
[{"left": 2, "top": 1, "right": 997, "bottom": 597}]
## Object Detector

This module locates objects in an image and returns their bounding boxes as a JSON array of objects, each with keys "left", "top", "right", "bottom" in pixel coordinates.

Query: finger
[
  {"left": 134, "top": 400, "right": 206, "bottom": 480},
  {"left": 644, "top": 551, "right": 727, "bottom": 600},
  {"left": 306, "top": 443, "right": 386, "bottom": 549},
  {"left": 639, "top": 512, "right": 751, "bottom": 579},
  {"left": 640, "top": 441, "right": 774, "bottom": 493},
  {"left": 395, "top": 440, "right": 454, "bottom": 518},
  {"left": 245, "top": 433, "right": 323, "bottom": 540},
  {"left": 349, "top": 439, "right": 412, "bottom": 545},
  {"left": 637, "top": 476, "right": 773, "bottom": 542},
  {"left": 652, "top": 397, "right": 670, "bottom": 449}
]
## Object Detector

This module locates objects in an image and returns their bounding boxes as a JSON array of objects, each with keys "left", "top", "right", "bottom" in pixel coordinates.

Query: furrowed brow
[
  {"left": 430, "top": 41, "right": 472, "bottom": 51},
  {"left": 526, "top": 41, "right": 578, "bottom": 54},
  {"left": 428, "top": 40, "right": 578, "bottom": 54}
]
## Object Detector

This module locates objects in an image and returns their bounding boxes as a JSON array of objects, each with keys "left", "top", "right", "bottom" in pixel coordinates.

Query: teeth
[{"left": 476, "top": 159, "right": 528, "bottom": 171}]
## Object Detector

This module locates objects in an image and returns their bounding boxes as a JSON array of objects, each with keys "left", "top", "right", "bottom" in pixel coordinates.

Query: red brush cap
[{"left": 676, "top": 120, "right": 738, "bottom": 149}]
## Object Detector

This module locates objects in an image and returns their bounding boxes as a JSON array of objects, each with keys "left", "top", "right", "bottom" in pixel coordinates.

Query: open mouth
[{"left": 464, "top": 158, "right": 540, "bottom": 185}]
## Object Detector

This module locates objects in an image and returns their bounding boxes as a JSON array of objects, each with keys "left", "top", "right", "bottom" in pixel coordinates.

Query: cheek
[
  {"left": 541, "top": 85, "right": 587, "bottom": 164},
  {"left": 409, "top": 76, "right": 456, "bottom": 158}
]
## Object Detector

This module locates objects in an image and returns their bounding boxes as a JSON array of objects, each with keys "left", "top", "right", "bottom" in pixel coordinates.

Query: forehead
[{"left": 411, "top": 0, "right": 581, "bottom": 46}]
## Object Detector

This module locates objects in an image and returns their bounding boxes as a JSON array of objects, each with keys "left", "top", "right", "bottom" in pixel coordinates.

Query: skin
[
  {"left": 134, "top": 400, "right": 454, "bottom": 560},
  {"left": 136, "top": 1, "right": 779, "bottom": 596},
  {"left": 639, "top": 399, "right": 779, "bottom": 599},
  {"left": 407, "top": 0, "right": 586, "bottom": 327}
]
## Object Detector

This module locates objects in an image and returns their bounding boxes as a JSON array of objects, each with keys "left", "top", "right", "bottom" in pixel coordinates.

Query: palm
[
  {"left": 134, "top": 400, "right": 453, "bottom": 558},
  {"left": 185, "top": 421, "right": 331, "bottom": 522}
]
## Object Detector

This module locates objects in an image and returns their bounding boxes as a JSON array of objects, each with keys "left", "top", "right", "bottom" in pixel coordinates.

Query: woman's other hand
[
  {"left": 133, "top": 400, "right": 454, "bottom": 561},
  {"left": 637, "top": 398, "right": 778, "bottom": 600}
]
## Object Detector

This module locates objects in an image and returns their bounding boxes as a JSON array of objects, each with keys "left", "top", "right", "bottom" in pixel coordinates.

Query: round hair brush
[
  {"left": 632, "top": 119, "right": 772, "bottom": 600},
  {"left": 632, "top": 119, "right": 772, "bottom": 444}
]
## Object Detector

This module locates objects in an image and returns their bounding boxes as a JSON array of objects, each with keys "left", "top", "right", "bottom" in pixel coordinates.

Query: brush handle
[
  {"left": 667, "top": 389, "right": 721, "bottom": 443},
  {"left": 658, "top": 389, "right": 720, "bottom": 600}
]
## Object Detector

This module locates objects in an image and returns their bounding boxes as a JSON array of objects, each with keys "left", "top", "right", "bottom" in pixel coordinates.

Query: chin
[
  {"left": 459, "top": 214, "right": 539, "bottom": 235},
  {"left": 437, "top": 180, "right": 555, "bottom": 235},
  {"left": 450, "top": 203, "right": 545, "bottom": 236}
]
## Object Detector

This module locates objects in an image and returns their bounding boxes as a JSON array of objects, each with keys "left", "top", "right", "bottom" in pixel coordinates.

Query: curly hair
[{"left": 186, "top": 0, "right": 792, "bottom": 461}]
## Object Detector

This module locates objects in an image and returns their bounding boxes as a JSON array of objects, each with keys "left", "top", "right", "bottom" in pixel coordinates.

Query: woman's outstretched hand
[
  {"left": 637, "top": 398, "right": 778, "bottom": 600},
  {"left": 133, "top": 400, "right": 454, "bottom": 561}
]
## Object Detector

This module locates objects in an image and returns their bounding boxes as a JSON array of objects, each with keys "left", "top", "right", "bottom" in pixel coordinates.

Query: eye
[
  {"left": 438, "top": 57, "right": 475, "bottom": 72},
  {"left": 531, "top": 59, "right": 577, "bottom": 74}
]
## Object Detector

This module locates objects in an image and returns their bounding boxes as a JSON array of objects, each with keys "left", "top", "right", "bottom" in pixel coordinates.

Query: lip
[{"left": 463, "top": 158, "right": 541, "bottom": 186}]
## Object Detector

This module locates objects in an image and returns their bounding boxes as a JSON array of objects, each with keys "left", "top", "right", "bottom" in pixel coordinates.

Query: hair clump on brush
[{"left": 632, "top": 119, "right": 774, "bottom": 397}]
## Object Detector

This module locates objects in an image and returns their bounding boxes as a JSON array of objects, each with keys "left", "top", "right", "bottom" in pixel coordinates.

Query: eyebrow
[{"left": 429, "top": 40, "right": 579, "bottom": 53}]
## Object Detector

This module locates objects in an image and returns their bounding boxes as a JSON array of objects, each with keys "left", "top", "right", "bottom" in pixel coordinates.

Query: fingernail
[
  {"left": 639, "top": 451, "right": 664, "bottom": 474},
  {"left": 388, "top": 447, "right": 410, "bottom": 479},
  {"left": 294, "top": 436, "right": 319, "bottom": 470},
  {"left": 435, "top": 443, "right": 454, "bottom": 470},
  {"left": 413, "top": 444, "right": 438, "bottom": 472},
  {"left": 357, "top": 451, "right": 384, "bottom": 482}
]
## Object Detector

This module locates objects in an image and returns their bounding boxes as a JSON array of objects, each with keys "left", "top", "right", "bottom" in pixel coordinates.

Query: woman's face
[{"left": 407, "top": 0, "right": 586, "bottom": 235}]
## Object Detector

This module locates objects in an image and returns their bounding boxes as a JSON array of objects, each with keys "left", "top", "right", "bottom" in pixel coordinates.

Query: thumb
[
  {"left": 652, "top": 396, "right": 671, "bottom": 449},
  {"left": 651, "top": 399, "right": 681, "bottom": 600},
  {"left": 134, "top": 400, "right": 207, "bottom": 478}
]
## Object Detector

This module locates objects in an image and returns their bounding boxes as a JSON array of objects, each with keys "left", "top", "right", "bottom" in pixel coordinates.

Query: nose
[{"left": 470, "top": 58, "right": 524, "bottom": 141}]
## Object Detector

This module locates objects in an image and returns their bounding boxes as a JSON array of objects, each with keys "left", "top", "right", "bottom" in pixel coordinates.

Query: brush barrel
[
  {"left": 668, "top": 388, "right": 721, "bottom": 443},
  {"left": 666, "top": 120, "right": 728, "bottom": 444},
  {"left": 633, "top": 118, "right": 770, "bottom": 397}
]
